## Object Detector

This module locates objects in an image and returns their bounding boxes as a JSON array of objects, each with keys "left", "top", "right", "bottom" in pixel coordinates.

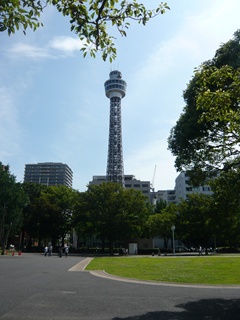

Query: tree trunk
[
  {"left": 109, "top": 240, "right": 114, "bottom": 256},
  {"left": 38, "top": 235, "right": 42, "bottom": 252},
  {"left": 164, "top": 237, "right": 169, "bottom": 251},
  {"left": 101, "top": 237, "right": 105, "bottom": 253},
  {"left": 1, "top": 237, "right": 5, "bottom": 255},
  {"left": 0, "top": 206, "right": 6, "bottom": 254}
]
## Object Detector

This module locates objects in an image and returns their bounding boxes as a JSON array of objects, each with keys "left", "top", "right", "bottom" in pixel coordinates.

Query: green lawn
[{"left": 85, "top": 256, "right": 240, "bottom": 285}]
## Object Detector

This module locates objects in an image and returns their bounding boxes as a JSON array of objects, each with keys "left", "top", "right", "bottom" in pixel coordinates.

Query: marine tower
[{"left": 104, "top": 70, "right": 127, "bottom": 185}]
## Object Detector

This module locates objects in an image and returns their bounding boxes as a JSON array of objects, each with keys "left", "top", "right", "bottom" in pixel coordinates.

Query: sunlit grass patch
[{"left": 85, "top": 256, "right": 240, "bottom": 285}]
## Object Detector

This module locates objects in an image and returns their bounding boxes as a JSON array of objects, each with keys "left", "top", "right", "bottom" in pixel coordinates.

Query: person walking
[
  {"left": 64, "top": 244, "right": 69, "bottom": 258},
  {"left": 44, "top": 246, "right": 48, "bottom": 257},
  {"left": 48, "top": 245, "right": 53, "bottom": 256},
  {"left": 58, "top": 247, "right": 62, "bottom": 258},
  {"left": 198, "top": 246, "right": 203, "bottom": 256}
]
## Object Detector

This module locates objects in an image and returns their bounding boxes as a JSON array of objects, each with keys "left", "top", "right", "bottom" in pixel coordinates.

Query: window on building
[{"left": 203, "top": 186, "right": 211, "bottom": 191}]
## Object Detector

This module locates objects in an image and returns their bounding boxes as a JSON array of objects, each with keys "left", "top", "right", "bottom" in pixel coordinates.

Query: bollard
[
  {"left": 12, "top": 251, "right": 14, "bottom": 256},
  {"left": 18, "top": 251, "right": 22, "bottom": 256}
]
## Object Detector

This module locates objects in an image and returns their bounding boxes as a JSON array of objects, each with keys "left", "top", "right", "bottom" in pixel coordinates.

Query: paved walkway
[{"left": 1, "top": 254, "right": 240, "bottom": 319}]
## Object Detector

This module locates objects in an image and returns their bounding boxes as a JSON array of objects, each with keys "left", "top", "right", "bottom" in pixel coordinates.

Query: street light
[{"left": 171, "top": 225, "right": 175, "bottom": 256}]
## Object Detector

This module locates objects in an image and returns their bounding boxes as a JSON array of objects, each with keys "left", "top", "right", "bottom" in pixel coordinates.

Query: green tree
[
  {"left": 210, "top": 169, "right": 240, "bottom": 247},
  {"left": 1, "top": 0, "right": 170, "bottom": 61},
  {"left": 120, "top": 187, "right": 151, "bottom": 243},
  {"left": 73, "top": 182, "right": 150, "bottom": 254},
  {"left": 40, "top": 185, "right": 77, "bottom": 247},
  {"left": 72, "top": 191, "right": 92, "bottom": 248},
  {"left": 22, "top": 183, "right": 77, "bottom": 250},
  {"left": 147, "top": 204, "right": 176, "bottom": 250},
  {"left": 154, "top": 199, "right": 167, "bottom": 213},
  {"left": 0, "top": 0, "right": 44, "bottom": 34},
  {"left": 0, "top": 164, "right": 28, "bottom": 254},
  {"left": 168, "top": 30, "right": 240, "bottom": 185},
  {"left": 22, "top": 182, "right": 47, "bottom": 248},
  {"left": 176, "top": 193, "right": 217, "bottom": 253}
]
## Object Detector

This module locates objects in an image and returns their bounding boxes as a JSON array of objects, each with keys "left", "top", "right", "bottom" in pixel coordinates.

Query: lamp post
[{"left": 171, "top": 225, "right": 175, "bottom": 256}]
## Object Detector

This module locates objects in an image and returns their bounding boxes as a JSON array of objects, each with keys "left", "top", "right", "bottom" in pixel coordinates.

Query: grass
[{"left": 85, "top": 255, "right": 240, "bottom": 285}]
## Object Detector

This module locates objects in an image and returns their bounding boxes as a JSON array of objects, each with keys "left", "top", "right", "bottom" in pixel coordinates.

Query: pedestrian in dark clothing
[
  {"left": 59, "top": 247, "right": 62, "bottom": 258},
  {"left": 48, "top": 245, "right": 53, "bottom": 256}
]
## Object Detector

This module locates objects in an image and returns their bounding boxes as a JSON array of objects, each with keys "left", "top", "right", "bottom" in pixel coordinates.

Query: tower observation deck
[{"left": 104, "top": 70, "right": 127, "bottom": 185}]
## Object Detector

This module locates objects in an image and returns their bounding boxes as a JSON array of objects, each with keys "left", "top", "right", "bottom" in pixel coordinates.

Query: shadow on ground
[{"left": 113, "top": 298, "right": 240, "bottom": 320}]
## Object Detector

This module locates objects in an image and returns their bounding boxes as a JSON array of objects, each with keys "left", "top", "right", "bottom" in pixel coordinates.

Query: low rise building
[{"left": 89, "top": 174, "right": 151, "bottom": 201}]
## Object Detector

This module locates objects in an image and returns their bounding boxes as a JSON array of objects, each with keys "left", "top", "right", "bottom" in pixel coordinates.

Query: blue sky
[{"left": 1, "top": 0, "right": 239, "bottom": 192}]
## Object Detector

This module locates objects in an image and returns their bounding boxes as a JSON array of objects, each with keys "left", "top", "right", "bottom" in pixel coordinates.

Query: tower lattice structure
[{"left": 104, "top": 70, "right": 127, "bottom": 185}]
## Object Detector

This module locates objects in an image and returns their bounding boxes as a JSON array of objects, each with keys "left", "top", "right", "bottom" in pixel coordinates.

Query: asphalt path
[{"left": 0, "top": 253, "right": 240, "bottom": 320}]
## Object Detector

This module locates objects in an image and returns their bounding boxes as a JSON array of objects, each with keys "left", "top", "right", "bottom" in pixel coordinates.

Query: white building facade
[
  {"left": 174, "top": 172, "right": 213, "bottom": 203},
  {"left": 89, "top": 174, "right": 151, "bottom": 202},
  {"left": 154, "top": 189, "right": 176, "bottom": 204}
]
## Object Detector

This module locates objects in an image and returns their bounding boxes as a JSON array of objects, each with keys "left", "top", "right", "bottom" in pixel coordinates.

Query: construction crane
[
  {"left": 150, "top": 165, "right": 157, "bottom": 192},
  {"left": 151, "top": 165, "right": 157, "bottom": 205}
]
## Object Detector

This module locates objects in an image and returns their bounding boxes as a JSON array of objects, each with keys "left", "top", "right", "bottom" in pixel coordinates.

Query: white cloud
[
  {"left": 8, "top": 43, "right": 53, "bottom": 59},
  {"left": 49, "top": 36, "right": 83, "bottom": 52},
  {"left": 7, "top": 36, "right": 83, "bottom": 59}
]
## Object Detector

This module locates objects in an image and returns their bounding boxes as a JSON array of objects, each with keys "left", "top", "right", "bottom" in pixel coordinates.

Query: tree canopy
[
  {"left": 168, "top": 30, "right": 240, "bottom": 185},
  {"left": 176, "top": 193, "right": 217, "bottom": 252},
  {"left": 73, "top": 182, "right": 150, "bottom": 254},
  {"left": 0, "top": 164, "right": 28, "bottom": 254},
  {"left": 147, "top": 204, "right": 176, "bottom": 250},
  {"left": 1, "top": 0, "right": 170, "bottom": 61},
  {"left": 22, "top": 183, "right": 77, "bottom": 248},
  {"left": 210, "top": 169, "right": 240, "bottom": 247}
]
